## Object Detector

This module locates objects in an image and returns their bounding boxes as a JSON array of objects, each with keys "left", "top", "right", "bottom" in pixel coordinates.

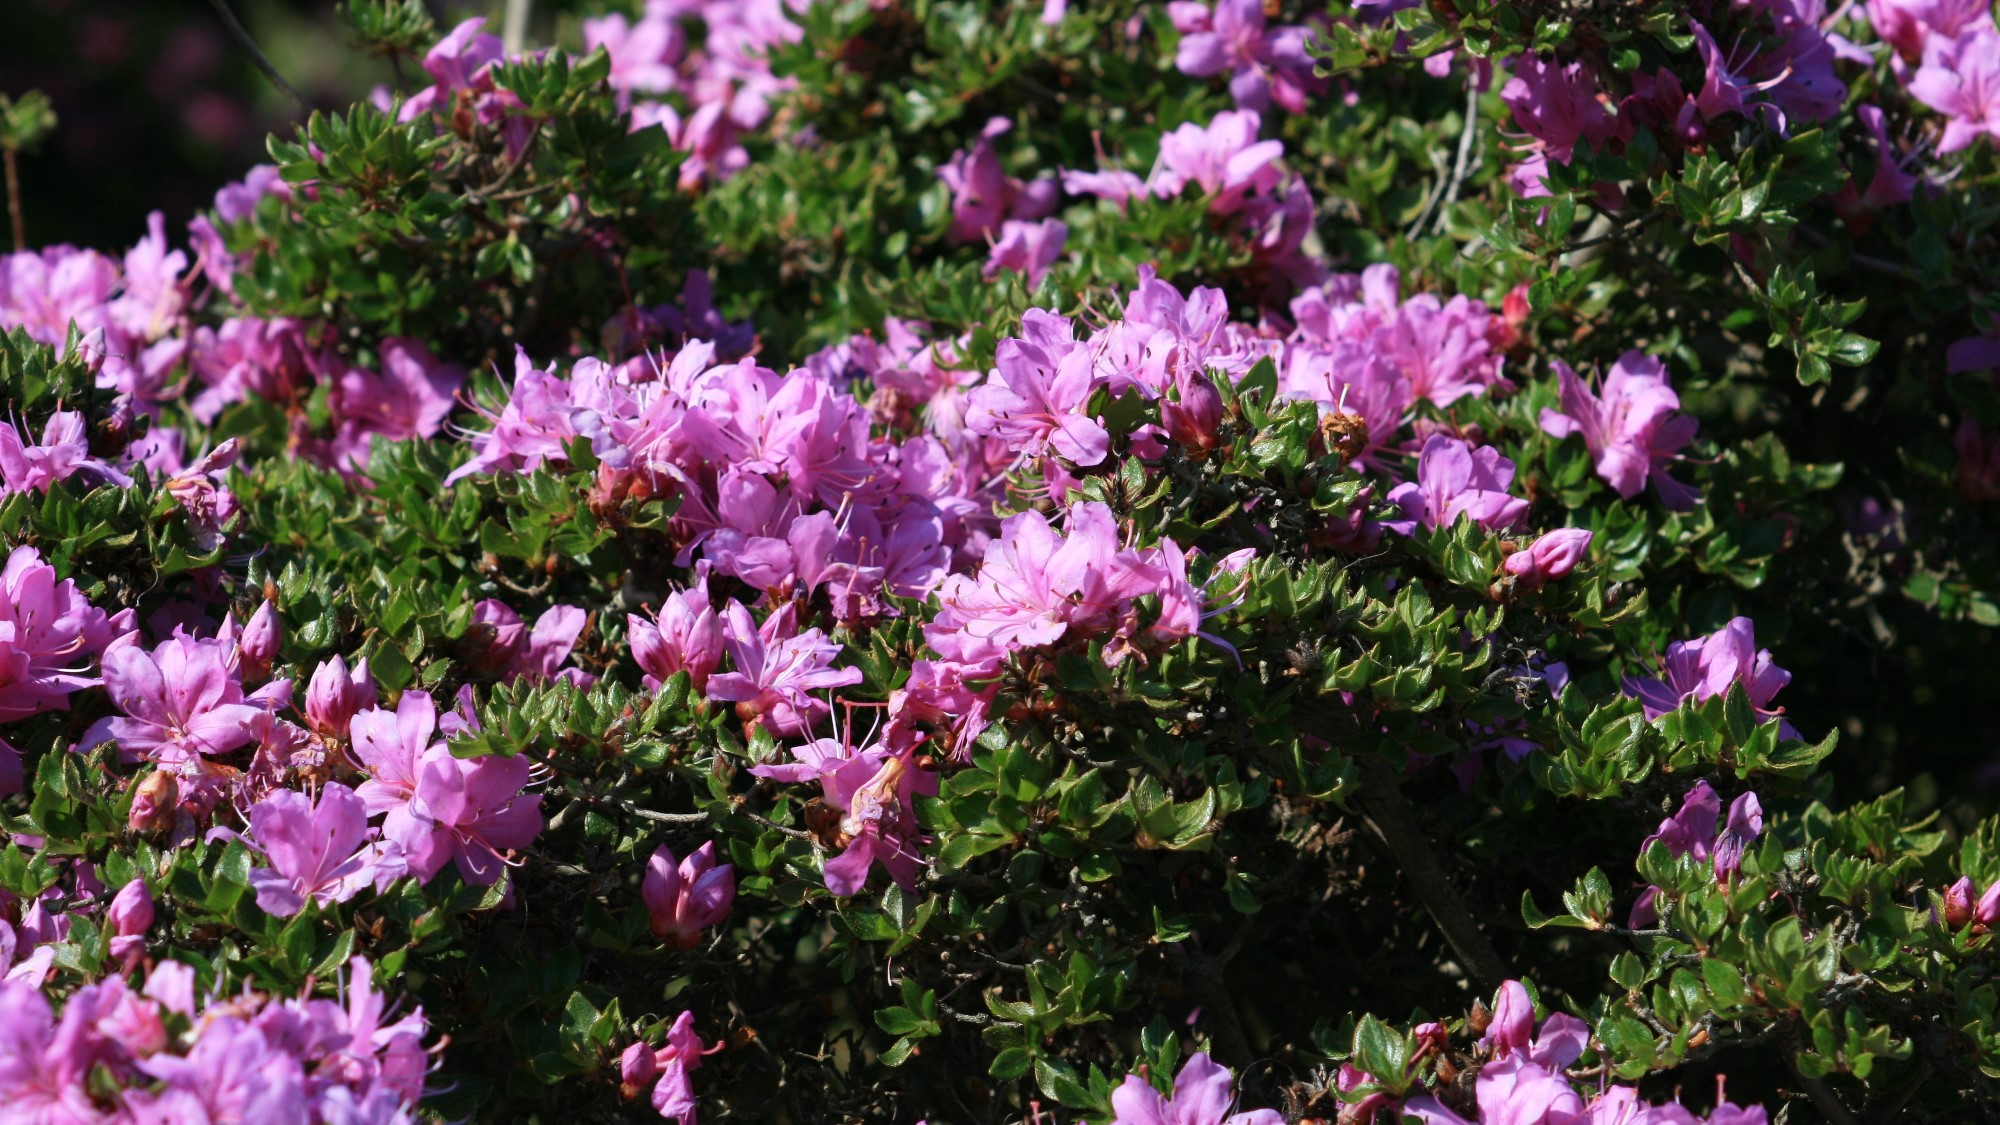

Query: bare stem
[
  {"left": 206, "top": 0, "right": 315, "bottom": 115},
  {"left": 1353, "top": 754, "right": 1511, "bottom": 990},
  {"left": 4, "top": 149, "right": 22, "bottom": 252}
]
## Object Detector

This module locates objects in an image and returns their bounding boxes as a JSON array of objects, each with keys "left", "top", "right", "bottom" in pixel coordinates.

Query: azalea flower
[
  {"left": 244, "top": 784, "right": 406, "bottom": 917},
  {"left": 1110, "top": 1052, "right": 1283, "bottom": 1125},
  {"left": 1540, "top": 351, "right": 1699, "bottom": 509}
]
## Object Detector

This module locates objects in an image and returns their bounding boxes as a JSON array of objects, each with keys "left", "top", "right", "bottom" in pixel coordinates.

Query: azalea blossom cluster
[
  {"left": 1400, "top": 981, "right": 1769, "bottom": 1125},
  {"left": 0, "top": 955, "right": 431, "bottom": 1124},
  {"left": 1628, "top": 780, "right": 1767, "bottom": 928}
]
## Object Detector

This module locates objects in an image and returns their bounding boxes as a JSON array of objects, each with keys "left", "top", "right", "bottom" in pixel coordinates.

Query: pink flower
[
  {"left": 1150, "top": 110, "right": 1285, "bottom": 215},
  {"left": 0, "top": 545, "right": 129, "bottom": 723},
  {"left": 1867, "top": 0, "right": 1992, "bottom": 61},
  {"left": 468, "top": 600, "right": 595, "bottom": 685},
  {"left": 1910, "top": 26, "right": 2000, "bottom": 155},
  {"left": 1503, "top": 528, "right": 1593, "bottom": 589},
  {"left": 1622, "top": 617, "right": 1795, "bottom": 737},
  {"left": 584, "top": 9, "right": 685, "bottom": 102},
  {"left": 245, "top": 784, "right": 405, "bottom": 917},
  {"left": 984, "top": 218, "right": 1068, "bottom": 289},
  {"left": 1171, "top": 0, "right": 1323, "bottom": 114},
  {"left": 1629, "top": 782, "right": 1767, "bottom": 925},
  {"left": 642, "top": 842, "right": 736, "bottom": 949},
  {"left": 0, "top": 411, "right": 132, "bottom": 495},
  {"left": 630, "top": 580, "right": 725, "bottom": 692},
  {"left": 88, "top": 630, "right": 279, "bottom": 768},
  {"left": 1540, "top": 351, "right": 1699, "bottom": 509},
  {"left": 1384, "top": 435, "right": 1530, "bottom": 535},
  {"left": 1110, "top": 1051, "right": 1283, "bottom": 1125},
  {"left": 939, "top": 119, "right": 1057, "bottom": 243},
  {"left": 816, "top": 746, "right": 940, "bottom": 895},
  {"left": 965, "top": 311, "right": 1109, "bottom": 466},
  {"left": 705, "top": 602, "right": 862, "bottom": 737},
  {"left": 621, "top": 1011, "right": 709, "bottom": 1123},
  {"left": 384, "top": 750, "right": 543, "bottom": 886},
  {"left": 329, "top": 337, "right": 465, "bottom": 471},
  {"left": 351, "top": 691, "right": 445, "bottom": 815},
  {"left": 237, "top": 601, "right": 281, "bottom": 683}
]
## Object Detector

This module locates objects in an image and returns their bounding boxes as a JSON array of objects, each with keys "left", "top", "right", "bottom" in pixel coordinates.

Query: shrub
[{"left": 3, "top": 0, "right": 2000, "bottom": 1121}]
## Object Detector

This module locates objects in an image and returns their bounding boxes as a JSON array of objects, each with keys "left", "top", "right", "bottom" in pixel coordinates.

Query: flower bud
[
  {"left": 305, "top": 655, "right": 376, "bottom": 736},
  {"left": 1162, "top": 370, "right": 1224, "bottom": 452},
  {"left": 619, "top": 1041, "right": 659, "bottom": 1100},
  {"left": 1502, "top": 528, "right": 1593, "bottom": 591},
  {"left": 1481, "top": 980, "right": 1533, "bottom": 1056},
  {"left": 1944, "top": 876, "right": 1977, "bottom": 930},
  {"left": 238, "top": 600, "right": 280, "bottom": 683},
  {"left": 107, "top": 879, "right": 154, "bottom": 969},
  {"left": 1979, "top": 880, "right": 2000, "bottom": 929},
  {"left": 128, "top": 770, "right": 180, "bottom": 834},
  {"left": 642, "top": 842, "right": 736, "bottom": 950}
]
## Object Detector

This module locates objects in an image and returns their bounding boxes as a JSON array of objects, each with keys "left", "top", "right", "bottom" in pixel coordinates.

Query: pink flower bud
[
  {"left": 642, "top": 842, "right": 736, "bottom": 950},
  {"left": 238, "top": 600, "right": 280, "bottom": 683},
  {"left": 107, "top": 879, "right": 154, "bottom": 969},
  {"left": 1503, "top": 528, "right": 1594, "bottom": 590},
  {"left": 1979, "top": 881, "right": 2000, "bottom": 929},
  {"left": 1162, "top": 370, "right": 1225, "bottom": 452},
  {"left": 1482, "top": 979, "right": 1534, "bottom": 1056},
  {"left": 1945, "top": 876, "right": 1977, "bottom": 930},
  {"left": 305, "top": 655, "right": 376, "bottom": 736},
  {"left": 127, "top": 770, "right": 180, "bottom": 834},
  {"left": 619, "top": 1040, "right": 659, "bottom": 1100}
]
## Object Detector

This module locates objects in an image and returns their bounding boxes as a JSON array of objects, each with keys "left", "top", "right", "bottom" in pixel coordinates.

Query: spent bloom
[
  {"left": 642, "top": 842, "right": 736, "bottom": 949},
  {"left": 1110, "top": 1051, "right": 1283, "bottom": 1125},
  {"left": 1540, "top": 351, "right": 1699, "bottom": 509}
]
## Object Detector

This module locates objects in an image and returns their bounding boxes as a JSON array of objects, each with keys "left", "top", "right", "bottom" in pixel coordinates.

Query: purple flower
[
  {"left": 329, "top": 337, "right": 465, "bottom": 472},
  {"left": 1503, "top": 528, "right": 1594, "bottom": 590},
  {"left": 706, "top": 602, "right": 863, "bottom": 737},
  {"left": 1540, "top": 351, "right": 1699, "bottom": 509},
  {"left": 1170, "top": 0, "right": 1323, "bottom": 114},
  {"left": 0, "top": 411, "right": 133, "bottom": 495},
  {"left": 939, "top": 119, "right": 1057, "bottom": 243},
  {"left": 1150, "top": 110, "right": 1286, "bottom": 215},
  {"left": 1867, "top": 0, "right": 1992, "bottom": 61},
  {"left": 642, "top": 842, "right": 736, "bottom": 949},
  {"left": 1910, "top": 27, "right": 2000, "bottom": 155},
  {"left": 0, "top": 545, "right": 129, "bottom": 723},
  {"left": 1405, "top": 981, "right": 1590, "bottom": 1125},
  {"left": 984, "top": 218, "right": 1068, "bottom": 289},
  {"left": 965, "top": 311, "right": 1109, "bottom": 466},
  {"left": 87, "top": 630, "right": 279, "bottom": 768},
  {"left": 1629, "top": 781, "right": 1767, "bottom": 925},
  {"left": 584, "top": 9, "right": 685, "bottom": 103},
  {"left": 468, "top": 600, "right": 595, "bottom": 685},
  {"left": 1109, "top": 1051, "right": 1284, "bottom": 1125},
  {"left": 351, "top": 691, "right": 445, "bottom": 815},
  {"left": 1622, "top": 617, "right": 1796, "bottom": 737},
  {"left": 623, "top": 1011, "right": 708, "bottom": 1123},
  {"left": 1384, "top": 435, "right": 1529, "bottom": 535},
  {"left": 630, "top": 581, "right": 725, "bottom": 693},
  {"left": 820, "top": 747, "right": 940, "bottom": 895},
  {"left": 384, "top": 750, "right": 543, "bottom": 886},
  {"left": 245, "top": 784, "right": 406, "bottom": 917}
]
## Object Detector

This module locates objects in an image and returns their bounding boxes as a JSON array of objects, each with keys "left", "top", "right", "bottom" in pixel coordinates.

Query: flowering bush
[{"left": 3, "top": 0, "right": 2000, "bottom": 1121}]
